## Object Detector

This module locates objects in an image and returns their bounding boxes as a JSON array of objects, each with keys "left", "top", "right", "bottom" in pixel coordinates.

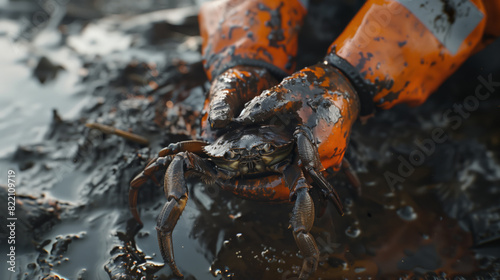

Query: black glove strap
[{"left": 323, "top": 53, "right": 376, "bottom": 117}]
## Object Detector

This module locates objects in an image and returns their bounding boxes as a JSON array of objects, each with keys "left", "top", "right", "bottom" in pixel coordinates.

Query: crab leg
[
  {"left": 156, "top": 199, "right": 186, "bottom": 277},
  {"left": 284, "top": 164, "right": 320, "bottom": 280},
  {"left": 156, "top": 152, "right": 218, "bottom": 277},
  {"left": 129, "top": 140, "right": 208, "bottom": 225},
  {"left": 294, "top": 126, "right": 344, "bottom": 215},
  {"left": 156, "top": 153, "right": 189, "bottom": 277},
  {"left": 130, "top": 156, "right": 173, "bottom": 224},
  {"left": 158, "top": 140, "right": 208, "bottom": 157}
]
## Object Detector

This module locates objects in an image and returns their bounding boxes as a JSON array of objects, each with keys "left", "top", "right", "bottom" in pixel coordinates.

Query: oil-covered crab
[{"left": 129, "top": 124, "right": 360, "bottom": 279}]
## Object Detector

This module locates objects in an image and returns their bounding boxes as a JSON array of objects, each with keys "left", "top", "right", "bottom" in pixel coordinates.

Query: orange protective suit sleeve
[
  {"left": 330, "top": 0, "right": 500, "bottom": 110},
  {"left": 199, "top": 0, "right": 307, "bottom": 81}
]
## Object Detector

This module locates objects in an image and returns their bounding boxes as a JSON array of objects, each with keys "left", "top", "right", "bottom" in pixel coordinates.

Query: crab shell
[{"left": 202, "top": 125, "right": 294, "bottom": 175}]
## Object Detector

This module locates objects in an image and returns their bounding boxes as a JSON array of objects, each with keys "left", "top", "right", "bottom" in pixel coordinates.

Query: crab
[{"left": 129, "top": 124, "right": 360, "bottom": 280}]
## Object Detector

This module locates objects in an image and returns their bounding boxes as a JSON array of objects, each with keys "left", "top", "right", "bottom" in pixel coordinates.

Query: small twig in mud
[{"left": 85, "top": 123, "right": 150, "bottom": 146}]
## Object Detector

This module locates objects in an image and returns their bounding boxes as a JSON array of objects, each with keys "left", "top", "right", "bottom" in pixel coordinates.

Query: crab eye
[
  {"left": 259, "top": 143, "right": 275, "bottom": 155},
  {"left": 224, "top": 150, "right": 240, "bottom": 160}
]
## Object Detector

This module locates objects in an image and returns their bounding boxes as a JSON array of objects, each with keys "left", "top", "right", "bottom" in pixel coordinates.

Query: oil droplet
[
  {"left": 344, "top": 198, "right": 353, "bottom": 207},
  {"left": 236, "top": 233, "right": 244, "bottom": 242},
  {"left": 354, "top": 267, "right": 366, "bottom": 273},
  {"left": 396, "top": 205, "right": 417, "bottom": 221},
  {"left": 345, "top": 226, "right": 361, "bottom": 238},
  {"left": 384, "top": 204, "right": 396, "bottom": 210}
]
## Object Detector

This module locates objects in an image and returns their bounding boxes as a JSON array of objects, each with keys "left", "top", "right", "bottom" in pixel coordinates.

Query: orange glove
[
  {"left": 236, "top": 61, "right": 360, "bottom": 173},
  {"left": 197, "top": 0, "right": 368, "bottom": 174}
]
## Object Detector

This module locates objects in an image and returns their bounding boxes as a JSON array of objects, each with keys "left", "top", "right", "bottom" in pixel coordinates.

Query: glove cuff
[{"left": 324, "top": 52, "right": 375, "bottom": 117}]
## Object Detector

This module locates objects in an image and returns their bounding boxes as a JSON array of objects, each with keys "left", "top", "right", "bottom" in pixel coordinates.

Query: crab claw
[
  {"left": 306, "top": 168, "right": 343, "bottom": 215},
  {"left": 129, "top": 156, "right": 172, "bottom": 225},
  {"left": 156, "top": 196, "right": 187, "bottom": 277},
  {"left": 294, "top": 126, "right": 344, "bottom": 215}
]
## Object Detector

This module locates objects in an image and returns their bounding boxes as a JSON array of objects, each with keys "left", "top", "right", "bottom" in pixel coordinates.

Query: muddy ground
[{"left": 0, "top": 1, "right": 499, "bottom": 279}]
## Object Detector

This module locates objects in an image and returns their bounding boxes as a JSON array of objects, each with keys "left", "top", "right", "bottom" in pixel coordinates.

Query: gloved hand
[
  {"left": 236, "top": 60, "right": 360, "bottom": 173},
  {"left": 198, "top": 0, "right": 368, "bottom": 173}
]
